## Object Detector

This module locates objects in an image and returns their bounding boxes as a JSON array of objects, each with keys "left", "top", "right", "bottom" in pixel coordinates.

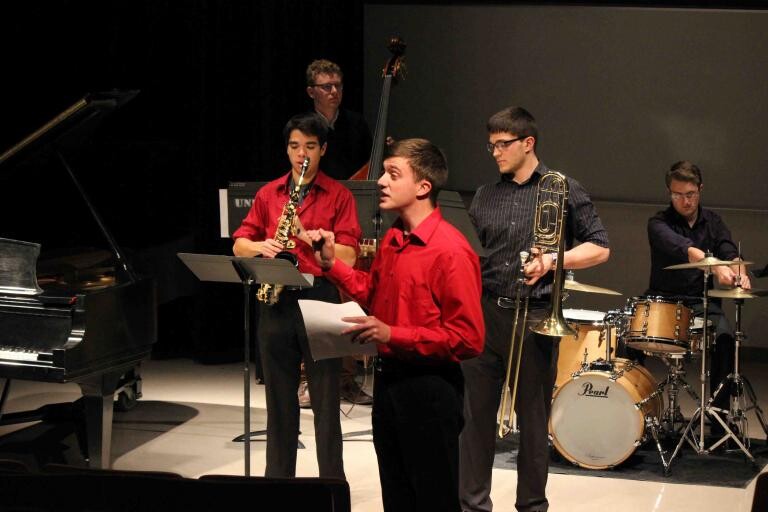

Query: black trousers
[
  {"left": 459, "top": 294, "right": 558, "bottom": 512},
  {"left": 373, "top": 358, "right": 465, "bottom": 512},
  {"left": 257, "top": 278, "right": 344, "bottom": 479}
]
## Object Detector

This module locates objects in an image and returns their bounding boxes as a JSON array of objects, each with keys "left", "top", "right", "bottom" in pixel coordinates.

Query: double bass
[{"left": 350, "top": 37, "right": 406, "bottom": 266}]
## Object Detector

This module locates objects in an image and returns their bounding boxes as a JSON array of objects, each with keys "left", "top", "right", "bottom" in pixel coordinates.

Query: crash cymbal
[
  {"left": 563, "top": 279, "right": 622, "bottom": 295},
  {"left": 665, "top": 257, "right": 753, "bottom": 270},
  {"left": 707, "top": 287, "right": 768, "bottom": 299}
]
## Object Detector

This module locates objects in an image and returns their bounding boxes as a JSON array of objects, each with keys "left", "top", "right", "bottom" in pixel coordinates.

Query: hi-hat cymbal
[
  {"left": 563, "top": 279, "right": 622, "bottom": 295},
  {"left": 665, "top": 257, "right": 753, "bottom": 270},
  {"left": 707, "top": 287, "right": 768, "bottom": 299}
]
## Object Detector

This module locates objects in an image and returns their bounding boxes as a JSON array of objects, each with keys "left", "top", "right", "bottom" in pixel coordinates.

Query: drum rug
[{"left": 494, "top": 435, "right": 768, "bottom": 488}]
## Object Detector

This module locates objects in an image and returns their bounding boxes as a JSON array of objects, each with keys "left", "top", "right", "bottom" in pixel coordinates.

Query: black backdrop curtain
[{"left": 0, "top": 0, "right": 364, "bottom": 361}]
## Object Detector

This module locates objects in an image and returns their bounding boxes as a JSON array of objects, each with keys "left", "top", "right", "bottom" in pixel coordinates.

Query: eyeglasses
[
  {"left": 486, "top": 136, "right": 525, "bottom": 153},
  {"left": 670, "top": 191, "right": 700, "bottom": 201},
  {"left": 311, "top": 82, "right": 343, "bottom": 93}
]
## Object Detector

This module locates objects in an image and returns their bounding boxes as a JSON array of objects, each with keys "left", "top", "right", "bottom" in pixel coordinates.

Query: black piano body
[{"left": 0, "top": 90, "right": 157, "bottom": 469}]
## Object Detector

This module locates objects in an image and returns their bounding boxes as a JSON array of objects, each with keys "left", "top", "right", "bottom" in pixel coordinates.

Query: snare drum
[
  {"left": 550, "top": 358, "right": 662, "bottom": 469},
  {"left": 624, "top": 297, "right": 693, "bottom": 355},
  {"left": 556, "top": 309, "right": 615, "bottom": 389}
]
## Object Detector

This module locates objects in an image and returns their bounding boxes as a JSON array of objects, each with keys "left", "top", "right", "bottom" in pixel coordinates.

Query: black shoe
[{"left": 340, "top": 380, "right": 373, "bottom": 405}]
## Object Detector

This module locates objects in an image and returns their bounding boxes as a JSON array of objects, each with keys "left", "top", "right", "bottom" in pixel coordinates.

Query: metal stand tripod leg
[
  {"left": 658, "top": 357, "right": 699, "bottom": 436},
  {"left": 742, "top": 375, "right": 768, "bottom": 437},
  {"left": 646, "top": 415, "right": 671, "bottom": 473}
]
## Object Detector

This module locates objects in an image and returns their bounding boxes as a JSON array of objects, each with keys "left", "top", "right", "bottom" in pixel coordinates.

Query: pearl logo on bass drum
[{"left": 578, "top": 381, "right": 610, "bottom": 398}]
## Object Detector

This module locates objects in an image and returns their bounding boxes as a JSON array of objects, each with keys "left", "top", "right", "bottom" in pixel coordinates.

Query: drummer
[{"left": 645, "top": 160, "right": 751, "bottom": 437}]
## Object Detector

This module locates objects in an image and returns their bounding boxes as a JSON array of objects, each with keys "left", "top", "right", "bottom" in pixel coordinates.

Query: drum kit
[{"left": 549, "top": 260, "right": 768, "bottom": 473}]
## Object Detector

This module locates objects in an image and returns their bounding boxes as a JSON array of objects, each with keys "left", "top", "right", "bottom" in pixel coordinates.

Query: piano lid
[
  {"left": 0, "top": 90, "right": 139, "bottom": 167},
  {"left": 0, "top": 90, "right": 140, "bottom": 283},
  {"left": 0, "top": 237, "right": 44, "bottom": 295}
]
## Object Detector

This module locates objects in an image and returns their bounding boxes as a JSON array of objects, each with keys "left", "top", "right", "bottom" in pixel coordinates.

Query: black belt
[
  {"left": 483, "top": 291, "right": 548, "bottom": 310},
  {"left": 375, "top": 357, "right": 461, "bottom": 377}
]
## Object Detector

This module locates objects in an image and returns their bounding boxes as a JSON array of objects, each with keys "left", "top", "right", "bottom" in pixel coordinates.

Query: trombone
[{"left": 497, "top": 171, "right": 576, "bottom": 438}]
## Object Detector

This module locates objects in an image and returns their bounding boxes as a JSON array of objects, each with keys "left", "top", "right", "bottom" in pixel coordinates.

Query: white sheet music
[{"left": 298, "top": 300, "right": 378, "bottom": 361}]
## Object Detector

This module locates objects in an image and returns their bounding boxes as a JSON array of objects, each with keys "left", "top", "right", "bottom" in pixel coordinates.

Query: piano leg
[{"left": 77, "top": 371, "right": 122, "bottom": 469}]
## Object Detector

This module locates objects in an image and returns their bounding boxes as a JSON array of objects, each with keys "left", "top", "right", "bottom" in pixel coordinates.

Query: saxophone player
[
  {"left": 232, "top": 112, "right": 361, "bottom": 479},
  {"left": 459, "top": 107, "right": 610, "bottom": 512}
]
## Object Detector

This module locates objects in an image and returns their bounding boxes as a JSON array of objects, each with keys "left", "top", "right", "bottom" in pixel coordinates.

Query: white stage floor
[{"left": 0, "top": 356, "right": 765, "bottom": 511}]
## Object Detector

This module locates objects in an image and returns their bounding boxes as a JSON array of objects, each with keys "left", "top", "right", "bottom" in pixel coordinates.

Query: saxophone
[{"left": 256, "top": 156, "right": 309, "bottom": 305}]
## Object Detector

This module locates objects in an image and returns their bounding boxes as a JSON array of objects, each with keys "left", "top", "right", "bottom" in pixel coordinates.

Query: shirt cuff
[
  {"left": 387, "top": 326, "right": 411, "bottom": 349},
  {"left": 325, "top": 257, "right": 353, "bottom": 280}
]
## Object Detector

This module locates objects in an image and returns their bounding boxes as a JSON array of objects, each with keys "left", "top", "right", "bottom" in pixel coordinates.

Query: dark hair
[
  {"left": 487, "top": 106, "right": 538, "bottom": 148},
  {"left": 306, "top": 59, "right": 343, "bottom": 86},
  {"left": 666, "top": 160, "right": 703, "bottom": 188},
  {"left": 385, "top": 138, "right": 448, "bottom": 205},
  {"left": 282, "top": 112, "right": 328, "bottom": 146}
]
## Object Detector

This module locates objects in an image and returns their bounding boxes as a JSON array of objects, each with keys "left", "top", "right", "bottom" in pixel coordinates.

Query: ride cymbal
[
  {"left": 563, "top": 279, "right": 622, "bottom": 295},
  {"left": 665, "top": 257, "right": 753, "bottom": 270},
  {"left": 707, "top": 287, "right": 768, "bottom": 299}
]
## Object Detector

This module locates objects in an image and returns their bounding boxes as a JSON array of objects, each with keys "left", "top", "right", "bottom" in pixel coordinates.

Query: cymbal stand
[
  {"left": 669, "top": 262, "right": 754, "bottom": 469},
  {"left": 709, "top": 296, "right": 768, "bottom": 448}
]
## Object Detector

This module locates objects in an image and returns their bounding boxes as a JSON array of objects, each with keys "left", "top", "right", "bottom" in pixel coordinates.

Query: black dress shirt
[
  {"left": 646, "top": 205, "right": 739, "bottom": 298},
  {"left": 317, "top": 109, "right": 372, "bottom": 180},
  {"left": 469, "top": 162, "right": 609, "bottom": 299}
]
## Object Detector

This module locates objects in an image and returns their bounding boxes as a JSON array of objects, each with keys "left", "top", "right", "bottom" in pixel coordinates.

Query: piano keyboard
[{"left": 0, "top": 348, "right": 41, "bottom": 362}]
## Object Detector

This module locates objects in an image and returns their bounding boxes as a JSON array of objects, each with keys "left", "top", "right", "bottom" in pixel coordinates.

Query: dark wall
[
  {"left": 364, "top": 4, "right": 768, "bottom": 210},
  {"left": 0, "top": 0, "right": 364, "bottom": 361}
]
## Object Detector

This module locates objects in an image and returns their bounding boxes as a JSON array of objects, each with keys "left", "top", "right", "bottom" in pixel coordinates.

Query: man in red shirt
[
  {"left": 306, "top": 138, "right": 485, "bottom": 511},
  {"left": 232, "top": 113, "right": 361, "bottom": 479}
]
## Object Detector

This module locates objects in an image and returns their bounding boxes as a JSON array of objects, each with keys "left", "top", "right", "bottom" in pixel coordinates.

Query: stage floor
[{"left": 0, "top": 355, "right": 765, "bottom": 511}]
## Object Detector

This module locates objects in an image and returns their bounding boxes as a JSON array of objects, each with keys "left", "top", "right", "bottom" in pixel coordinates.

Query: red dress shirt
[
  {"left": 232, "top": 171, "right": 361, "bottom": 276},
  {"left": 326, "top": 208, "right": 485, "bottom": 363}
]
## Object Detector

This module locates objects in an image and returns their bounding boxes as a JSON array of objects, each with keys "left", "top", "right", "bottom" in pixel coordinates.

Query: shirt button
[
  {"left": 511, "top": 222, "right": 515, "bottom": 226},
  {"left": 505, "top": 261, "right": 510, "bottom": 266}
]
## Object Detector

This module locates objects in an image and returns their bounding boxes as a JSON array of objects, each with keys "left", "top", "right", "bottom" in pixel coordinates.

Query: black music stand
[{"left": 177, "top": 253, "right": 313, "bottom": 476}]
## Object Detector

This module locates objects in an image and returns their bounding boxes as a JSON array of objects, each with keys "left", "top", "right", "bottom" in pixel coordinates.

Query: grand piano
[{"left": 0, "top": 90, "right": 157, "bottom": 468}]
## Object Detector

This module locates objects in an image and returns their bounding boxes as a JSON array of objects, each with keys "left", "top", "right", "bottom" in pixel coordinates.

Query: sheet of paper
[{"left": 298, "top": 300, "right": 379, "bottom": 361}]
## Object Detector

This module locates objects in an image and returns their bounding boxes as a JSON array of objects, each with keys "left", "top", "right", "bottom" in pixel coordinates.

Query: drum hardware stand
[
  {"left": 657, "top": 357, "right": 699, "bottom": 436},
  {"left": 668, "top": 259, "right": 754, "bottom": 469},
  {"left": 708, "top": 296, "right": 768, "bottom": 451},
  {"left": 646, "top": 414, "right": 671, "bottom": 472}
]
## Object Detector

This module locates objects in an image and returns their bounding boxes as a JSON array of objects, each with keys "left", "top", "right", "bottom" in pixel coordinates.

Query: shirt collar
[
  {"left": 315, "top": 108, "right": 339, "bottom": 129},
  {"left": 498, "top": 161, "right": 547, "bottom": 186},
  {"left": 666, "top": 204, "right": 705, "bottom": 228},
  {"left": 277, "top": 170, "right": 331, "bottom": 193},
  {"left": 391, "top": 207, "right": 443, "bottom": 247}
]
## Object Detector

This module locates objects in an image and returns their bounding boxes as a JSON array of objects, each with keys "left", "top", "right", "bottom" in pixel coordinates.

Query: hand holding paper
[
  {"left": 341, "top": 316, "right": 391, "bottom": 345},
  {"left": 298, "top": 300, "right": 379, "bottom": 361}
]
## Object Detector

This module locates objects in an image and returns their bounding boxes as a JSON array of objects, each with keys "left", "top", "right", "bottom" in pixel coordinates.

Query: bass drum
[
  {"left": 556, "top": 309, "right": 614, "bottom": 390},
  {"left": 549, "top": 358, "right": 662, "bottom": 469}
]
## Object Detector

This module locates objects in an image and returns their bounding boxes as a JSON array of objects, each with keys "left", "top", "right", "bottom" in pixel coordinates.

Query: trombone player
[{"left": 459, "top": 106, "right": 610, "bottom": 512}]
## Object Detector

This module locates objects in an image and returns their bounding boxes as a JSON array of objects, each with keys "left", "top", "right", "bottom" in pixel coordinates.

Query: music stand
[{"left": 177, "top": 253, "right": 313, "bottom": 476}]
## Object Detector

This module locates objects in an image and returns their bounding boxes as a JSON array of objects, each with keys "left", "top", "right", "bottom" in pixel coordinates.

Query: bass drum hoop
[{"left": 549, "top": 360, "right": 660, "bottom": 469}]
